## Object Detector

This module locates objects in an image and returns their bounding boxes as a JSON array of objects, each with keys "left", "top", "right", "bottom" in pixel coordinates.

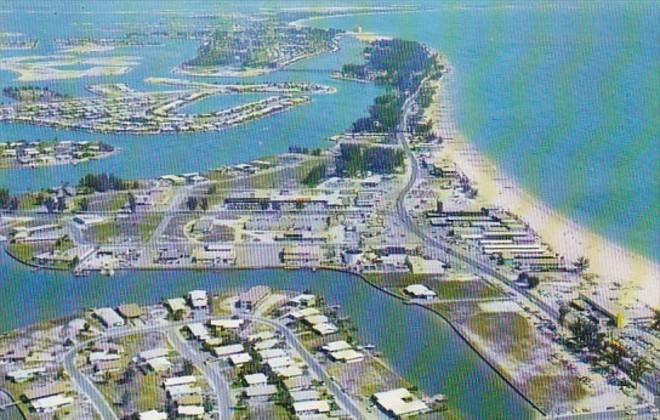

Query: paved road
[
  {"left": 240, "top": 313, "right": 368, "bottom": 420},
  {"left": 62, "top": 316, "right": 225, "bottom": 420},
  {"left": 63, "top": 343, "right": 119, "bottom": 420},
  {"left": 393, "top": 74, "right": 559, "bottom": 320},
  {"left": 61, "top": 313, "right": 368, "bottom": 420},
  {"left": 166, "top": 329, "right": 231, "bottom": 419}
]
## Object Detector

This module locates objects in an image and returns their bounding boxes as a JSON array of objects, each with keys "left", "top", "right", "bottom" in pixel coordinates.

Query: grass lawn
[
  {"left": 87, "top": 221, "right": 119, "bottom": 244},
  {"left": 466, "top": 312, "right": 534, "bottom": 361},
  {"left": 527, "top": 373, "right": 588, "bottom": 409},
  {"left": 136, "top": 213, "right": 162, "bottom": 241},
  {"left": 6, "top": 242, "right": 40, "bottom": 263},
  {"left": 435, "top": 280, "right": 503, "bottom": 300}
]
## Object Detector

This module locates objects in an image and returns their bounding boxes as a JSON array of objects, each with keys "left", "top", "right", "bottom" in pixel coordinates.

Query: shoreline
[
  {"left": 0, "top": 260, "right": 542, "bottom": 417},
  {"left": 429, "top": 69, "right": 659, "bottom": 310}
]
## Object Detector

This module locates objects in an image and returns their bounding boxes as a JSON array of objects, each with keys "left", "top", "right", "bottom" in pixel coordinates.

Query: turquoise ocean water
[{"left": 304, "top": 0, "right": 660, "bottom": 262}]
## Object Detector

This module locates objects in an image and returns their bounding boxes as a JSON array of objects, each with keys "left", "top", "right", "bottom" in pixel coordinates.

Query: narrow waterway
[{"left": 0, "top": 252, "right": 534, "bottom": 418}]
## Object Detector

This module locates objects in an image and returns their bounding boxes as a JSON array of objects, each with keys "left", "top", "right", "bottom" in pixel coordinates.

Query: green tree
[
  {"left": 128, "top": 192, "right": 137, "bottom": 213},
  {"left": 78, "top": 197, "right": 89, "bottom": 212},
  {"left": 558, "top": 304, "right": 570, "bottom": 326},
  {"left": 200, "top": 197, "right": 209, "bottom": 212},
  {"left": 187, "top": 196, "right": 198, "bottom": 211},
  {"left": 527, "top": 275, "right": 540, "bottom": 289}
]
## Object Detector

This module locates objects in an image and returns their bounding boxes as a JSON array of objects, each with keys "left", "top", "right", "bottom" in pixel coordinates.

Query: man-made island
[
  {"left": 0, "top": 81, "right": 333, "bottom": 134},
  {"left": 0, "top": 287, "right": 446, "bottom": 419}
]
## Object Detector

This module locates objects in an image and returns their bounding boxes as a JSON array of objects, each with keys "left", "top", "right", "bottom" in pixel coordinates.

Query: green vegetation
[
  {"left": 3, "top": 85, "right": 69, "bottom": 102},
  {"left": 467, "top": 312, "right": 534, "bottom": 361},
  {"left": 6, "top": 242, "right": 39, "bottom": 264},
  {"left": 352, "top": 93, "right": 403, "bottom": 133},
  {"left": 0, "top": 187, "right": 18, "bottom": 210},
  {"left": 78, "top": 172, "right": 128, "bottom": 193},
  {"left": 301, "top": 163, "right": 327, "bottom": 187},
  {"left": 185, "top": 19, "right": 338, "bottom": 69},
  {"left": 337, "top": 143, "right": 404, "bottom": 176},
  {"left": 527, "top": 374, "right": 587, "bottom": 407}
]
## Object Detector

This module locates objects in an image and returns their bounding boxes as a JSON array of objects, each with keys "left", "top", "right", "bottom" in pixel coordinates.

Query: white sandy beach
[{"left": 428, "top": 75, "right": 659, "bottom": 310}]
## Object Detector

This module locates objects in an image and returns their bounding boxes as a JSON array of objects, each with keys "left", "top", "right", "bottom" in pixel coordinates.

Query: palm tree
[{"left": 573, "top": 256, "right": 590, "bottom": 273}]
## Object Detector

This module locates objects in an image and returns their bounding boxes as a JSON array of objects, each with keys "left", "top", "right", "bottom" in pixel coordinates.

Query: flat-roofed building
[
  {"left": 245, "top": 384, "right": 278, "bottom": 398},
  {"left": 293, "top": 400, "right": 331, "bottom": 415},
  {"left": 164, "top": 375, "right": 196, "bottom": 388},
  {"left": 322, "top": 340, "right": 351, "bottom": 353},
  {"left": 165, "top": 298, "right": 187, "bottom": 313},
  {"left": 237, "top": 286, "right": 271, "bottom": 312},
  {"left": 229, "top": 352, "right": 252, "bottom": 366},
  {"left": 329, "top": 349, "right": 365, "bottom": 363},
  {"left": 373, "top": 388, "right": 429, "bottom": 417},
  {"left": 404, "top": 284, "right": 437, "bottom": 300},
  {"left": 31, "top": 395, "right": 74, "bottom": 413},
  {"left": 284, "top": 375, "right": 312, "bottom": 391},
  {"left": 186, "top": 323, "right": 210, "bottom": 341},
  {"left": 287, "top": 307, "right": 321, "bottom": 320},
  {"left": 406, "top": 256, "right": 445, "bottom": 275},
  {"left": 212, "top": 343, "right": 244, "bottom": 358},
  {"left": 289, "top": 294, "right": 317, "bottom": 308},
  {"left": 312, "top": 322, "right": 338, "bottom": 336},
  {"left": 209, "top": 319, "right": 244, "bottom": 330},
  {"left": 177, "top": 405, "right": 205, "bottom": 418},
  {"left": 94, "top": 307, "right": 125, "bottom": 328},
  {"left": 147, "top": 357, "right": 172, "bottom": 373},
  {"left": 244, "top": 373, "right": 268, "bottom": 386},
  {"left": 167, "top": 385, "right": 202, "bottom": 398},
  {"left": 259, "top": 348, "right": 287, "bottom": 360},
  {"left": 290, "top": 390, "right": 320, "bottom": 402},
  {"left": 265, "top": 356, "right": 292, "bottom": 370},
  {"left": 303, "top": 314, "right": 329, "bottom": 325},
  {"left": 254, "top": 338, "right": 279, "bottom": 350},
  {"left": 187, "top": 290, "right": 208, "bottom": 309},
  {"left": 23, "top": 383, "right": 69, "bottom": 402},
  {"left": 275, "top": 365, "right": 304, "bottom": 379},
  {"left": 137, "top": 348, "right": 169, "bottom": 362},
  {"left": 139, "top": 410, "right": 167, "bottom": 420}
]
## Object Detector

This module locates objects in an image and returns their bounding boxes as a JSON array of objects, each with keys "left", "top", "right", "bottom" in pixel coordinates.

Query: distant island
[
  {"left": 0, "top": 140, "right": 116, "bottom": 169},
  {"left": 176, "top": 15, "right": 342, "bottom": 77}
]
